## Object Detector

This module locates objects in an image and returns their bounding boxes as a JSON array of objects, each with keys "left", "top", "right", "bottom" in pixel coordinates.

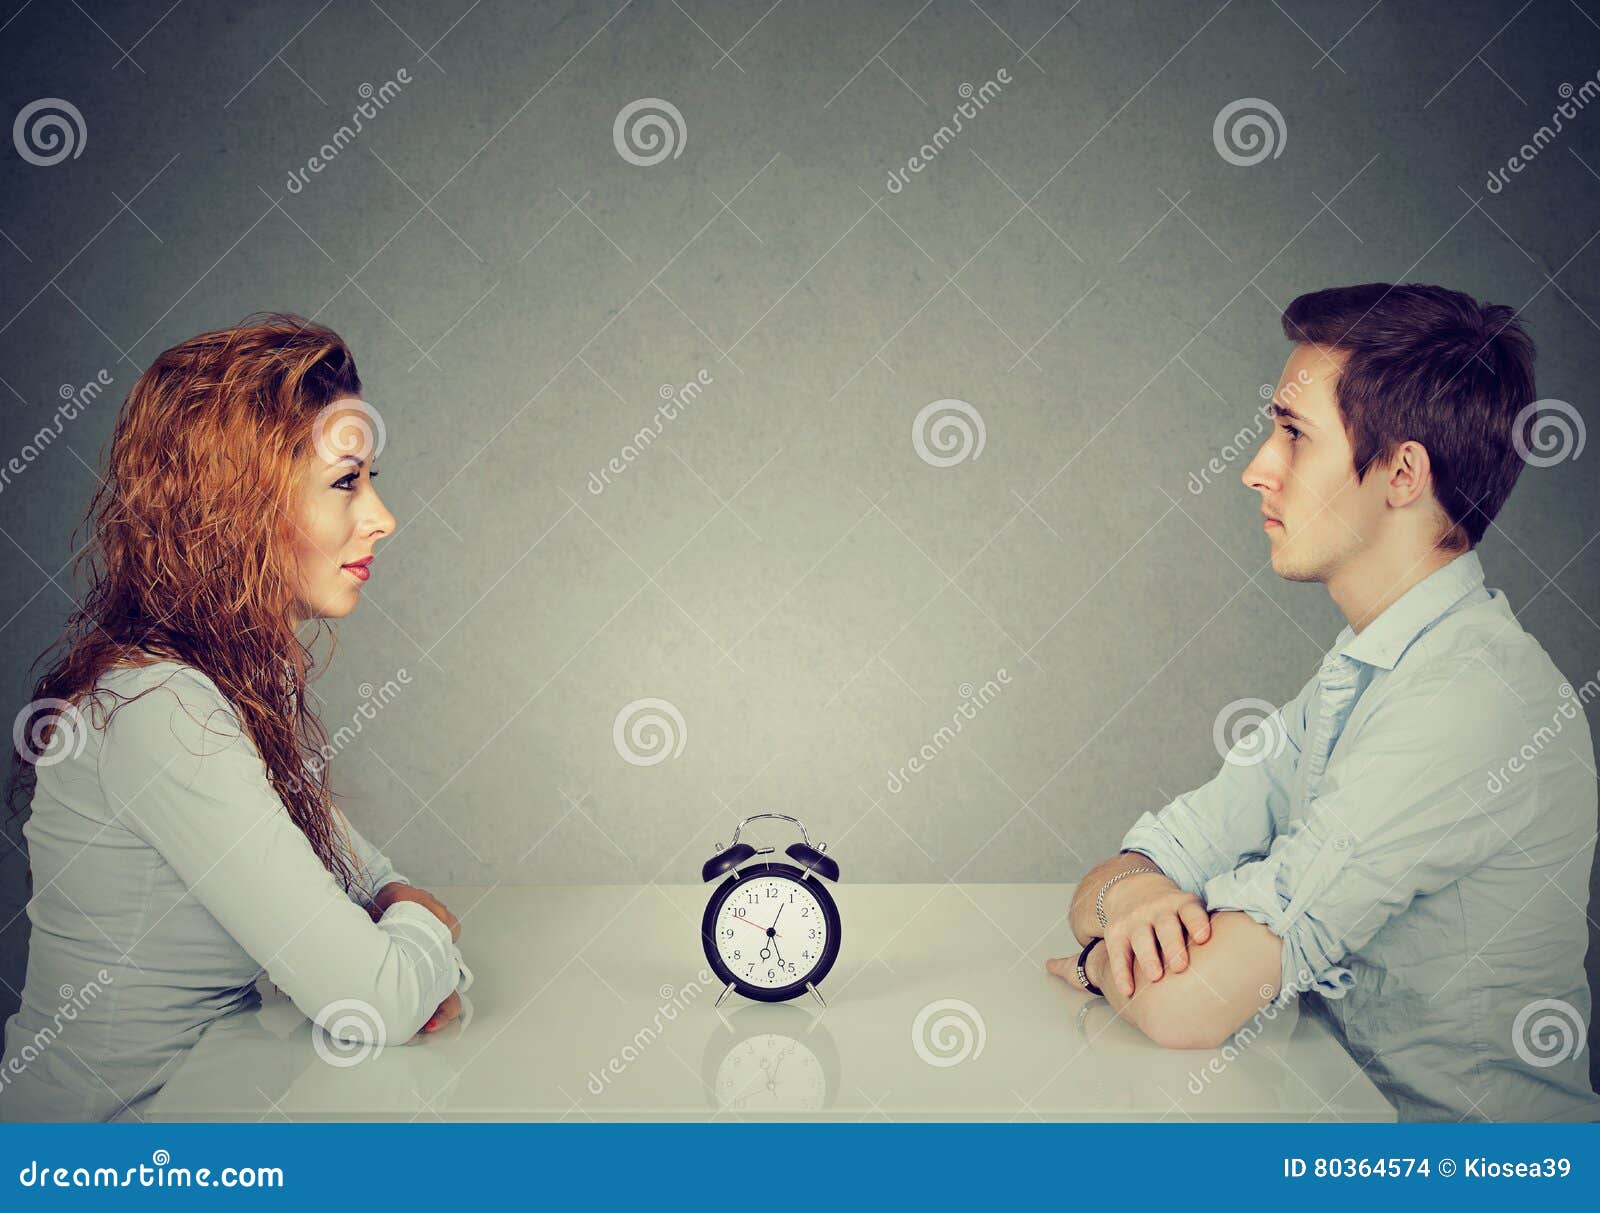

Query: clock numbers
[{"left": 713, "top": 872, "right": 829, "bottom": 991}]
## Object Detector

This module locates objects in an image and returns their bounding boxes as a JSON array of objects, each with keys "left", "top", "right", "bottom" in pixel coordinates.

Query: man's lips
[{"left": 1262, "top": 511, "right": 1283, "bottom": 530}]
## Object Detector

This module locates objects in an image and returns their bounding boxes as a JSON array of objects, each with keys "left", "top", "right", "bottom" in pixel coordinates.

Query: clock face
[{"left": 706, "top": 866, "right": 836, "bottom": 997}]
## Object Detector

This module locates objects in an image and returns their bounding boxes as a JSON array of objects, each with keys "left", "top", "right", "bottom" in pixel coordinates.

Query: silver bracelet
[{"left": 1095, "top": 864, "right": 1162, "bottom": 930}]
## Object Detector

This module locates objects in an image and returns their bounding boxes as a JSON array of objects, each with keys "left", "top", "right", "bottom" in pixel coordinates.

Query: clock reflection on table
[{"left": 700, "top": 1002, "right": 841, "bottom": 1113}]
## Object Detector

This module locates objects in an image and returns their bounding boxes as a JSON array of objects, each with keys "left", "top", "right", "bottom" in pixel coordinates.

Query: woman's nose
[{"left": 367, "top": 489, "right": 397, "bottom": 538}]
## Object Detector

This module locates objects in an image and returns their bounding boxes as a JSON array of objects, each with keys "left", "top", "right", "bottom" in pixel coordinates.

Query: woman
[{"left": 0, "top": 314, "right": 466, "bottom": 1122}]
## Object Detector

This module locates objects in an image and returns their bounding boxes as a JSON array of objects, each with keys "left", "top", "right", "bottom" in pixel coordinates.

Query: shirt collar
[{"left": 1330, "top": 549, "right": 1486, "bottom": 671}]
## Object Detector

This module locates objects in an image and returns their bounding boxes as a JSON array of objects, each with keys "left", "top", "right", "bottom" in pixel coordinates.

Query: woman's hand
[
  {"left": 421, "top": 990, "right": 461, "bottom": 1034},
  {"left": 371, "top": 882, "right": 461, "bottom": 942},
  {"left": 1099, "top": 873, "right": 1211, "bottom": 996}
]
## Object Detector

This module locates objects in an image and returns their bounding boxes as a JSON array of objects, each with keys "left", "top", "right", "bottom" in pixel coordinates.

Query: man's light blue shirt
[{"left": 1121, "top": 549, "right": 1599, "bottom": 1122}]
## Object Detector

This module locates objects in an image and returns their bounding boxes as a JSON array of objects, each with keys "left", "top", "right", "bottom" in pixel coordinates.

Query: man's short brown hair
[{"left": 1281, "top": 282, "right": 1537, "bottom": 551}]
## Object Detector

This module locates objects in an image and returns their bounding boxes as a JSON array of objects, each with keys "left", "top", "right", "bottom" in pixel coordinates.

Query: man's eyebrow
[{"left": 1268, "top": 401, "right": 1316, "bottom": 428}]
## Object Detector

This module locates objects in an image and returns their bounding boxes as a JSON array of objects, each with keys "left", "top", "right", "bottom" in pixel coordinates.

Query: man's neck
[{"left": 1327, "top": 542, "right": 1463, "bottom": 634}]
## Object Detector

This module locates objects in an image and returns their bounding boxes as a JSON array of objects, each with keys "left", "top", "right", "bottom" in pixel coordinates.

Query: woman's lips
[{"left": 342, "top": 563, "right": 371, "bottom": 582}]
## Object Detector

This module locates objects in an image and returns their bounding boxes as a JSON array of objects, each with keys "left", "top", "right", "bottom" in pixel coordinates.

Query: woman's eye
[{"left": 333, "top": 472, "right": 358, "bottom": 491}]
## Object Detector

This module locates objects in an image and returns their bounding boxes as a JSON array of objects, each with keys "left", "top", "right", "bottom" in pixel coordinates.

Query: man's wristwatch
[
  {"left": 1095, "top": 863, "right": 1162, "bottom": 930},
  {"left": 1075, "top": 938, "right": 1104, "bottom": 997}
]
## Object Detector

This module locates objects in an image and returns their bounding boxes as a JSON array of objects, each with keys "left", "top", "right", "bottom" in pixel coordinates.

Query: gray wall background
[{"left": 1, "top": 1, "right": 1597, "bottom": 1083}]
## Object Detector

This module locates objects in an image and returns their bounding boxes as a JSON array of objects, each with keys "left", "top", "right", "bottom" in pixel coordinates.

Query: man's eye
[{"left": 1281, "top": 423, "right": 1301, "bottom": 441}]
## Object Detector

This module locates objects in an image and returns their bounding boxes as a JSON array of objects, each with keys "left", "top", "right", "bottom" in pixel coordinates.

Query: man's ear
[{"left": 1383, "top": 439, "right": 1434, "bottom": 510}]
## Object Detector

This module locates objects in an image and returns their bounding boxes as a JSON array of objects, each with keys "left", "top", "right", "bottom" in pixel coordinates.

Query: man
[{"left": 1048, "top": 283, "right": 1599, "bottom": 1122}]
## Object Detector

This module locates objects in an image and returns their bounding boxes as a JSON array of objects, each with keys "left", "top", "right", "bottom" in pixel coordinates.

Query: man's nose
[{"left": 1241, "top": 444, "right": 1278, "bottom": 495}]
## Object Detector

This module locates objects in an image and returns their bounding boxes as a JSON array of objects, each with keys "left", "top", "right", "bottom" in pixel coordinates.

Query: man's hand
[
  {"left": 1098, "top": 873, "right": 1212, "bottom": 996},
  {"left": 421, "top": 990, "right": 461, "bottom": 1034},
  {"left": 371, "top": 882, "right": 461, "bottom": 943}
]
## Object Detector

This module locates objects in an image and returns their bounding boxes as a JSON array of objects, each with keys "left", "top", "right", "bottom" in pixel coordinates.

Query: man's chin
[{"left": 1268, "top": 543, "right": 1325, "bottom": 584}]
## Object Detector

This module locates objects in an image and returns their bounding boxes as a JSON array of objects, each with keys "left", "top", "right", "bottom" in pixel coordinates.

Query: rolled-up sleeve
[
  {"left": 1200, "top": 665, "right": 1534, "bottom": 1001},
  {"left": 100, "top": 670, "right": 460, "bottom": 1044},
  {"left": 1119, "top": 671, "right": 1315, "bottom": 896}
]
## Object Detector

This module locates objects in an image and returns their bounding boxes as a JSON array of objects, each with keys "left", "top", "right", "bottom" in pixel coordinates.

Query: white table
[{"left": 146, "top": 883, "right": 1395, "bottom": 1121}]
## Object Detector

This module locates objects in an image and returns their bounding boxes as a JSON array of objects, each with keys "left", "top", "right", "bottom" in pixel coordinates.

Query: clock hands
[{"left": 766, "top": 902, "right": 787, "bottom": 966}]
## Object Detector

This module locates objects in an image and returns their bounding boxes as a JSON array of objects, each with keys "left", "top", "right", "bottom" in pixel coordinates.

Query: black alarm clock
[{"left": 700, "top": 813, "right": 841, "bottom": 1007}]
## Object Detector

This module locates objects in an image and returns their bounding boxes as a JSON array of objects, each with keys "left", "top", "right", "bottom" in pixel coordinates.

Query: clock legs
[
  {"left": 715, "top": 980, "right": 737, "bottom": 1009},
  {"left": 806, "top": 981, "right": 826, "bottom": 1009}
]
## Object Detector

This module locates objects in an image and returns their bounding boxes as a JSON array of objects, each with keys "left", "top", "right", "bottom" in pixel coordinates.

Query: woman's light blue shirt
[{"left": 0, "top": 661, "right": 463, "bottom": 1122}]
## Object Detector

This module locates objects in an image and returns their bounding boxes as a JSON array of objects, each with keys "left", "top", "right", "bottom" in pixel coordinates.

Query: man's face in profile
[{"left": 1243, "top": 343, "right": 1389, "bottom": 585}]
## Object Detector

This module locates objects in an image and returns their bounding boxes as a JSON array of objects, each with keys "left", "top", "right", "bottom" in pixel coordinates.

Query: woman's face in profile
[{"left": 292, "top": 397, "right": 396, "bottom": 621}]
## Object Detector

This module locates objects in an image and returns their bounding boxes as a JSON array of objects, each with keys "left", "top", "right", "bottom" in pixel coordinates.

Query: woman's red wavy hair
[{"left": 7, "top": 312, "right": 367, "bottom": 893}]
